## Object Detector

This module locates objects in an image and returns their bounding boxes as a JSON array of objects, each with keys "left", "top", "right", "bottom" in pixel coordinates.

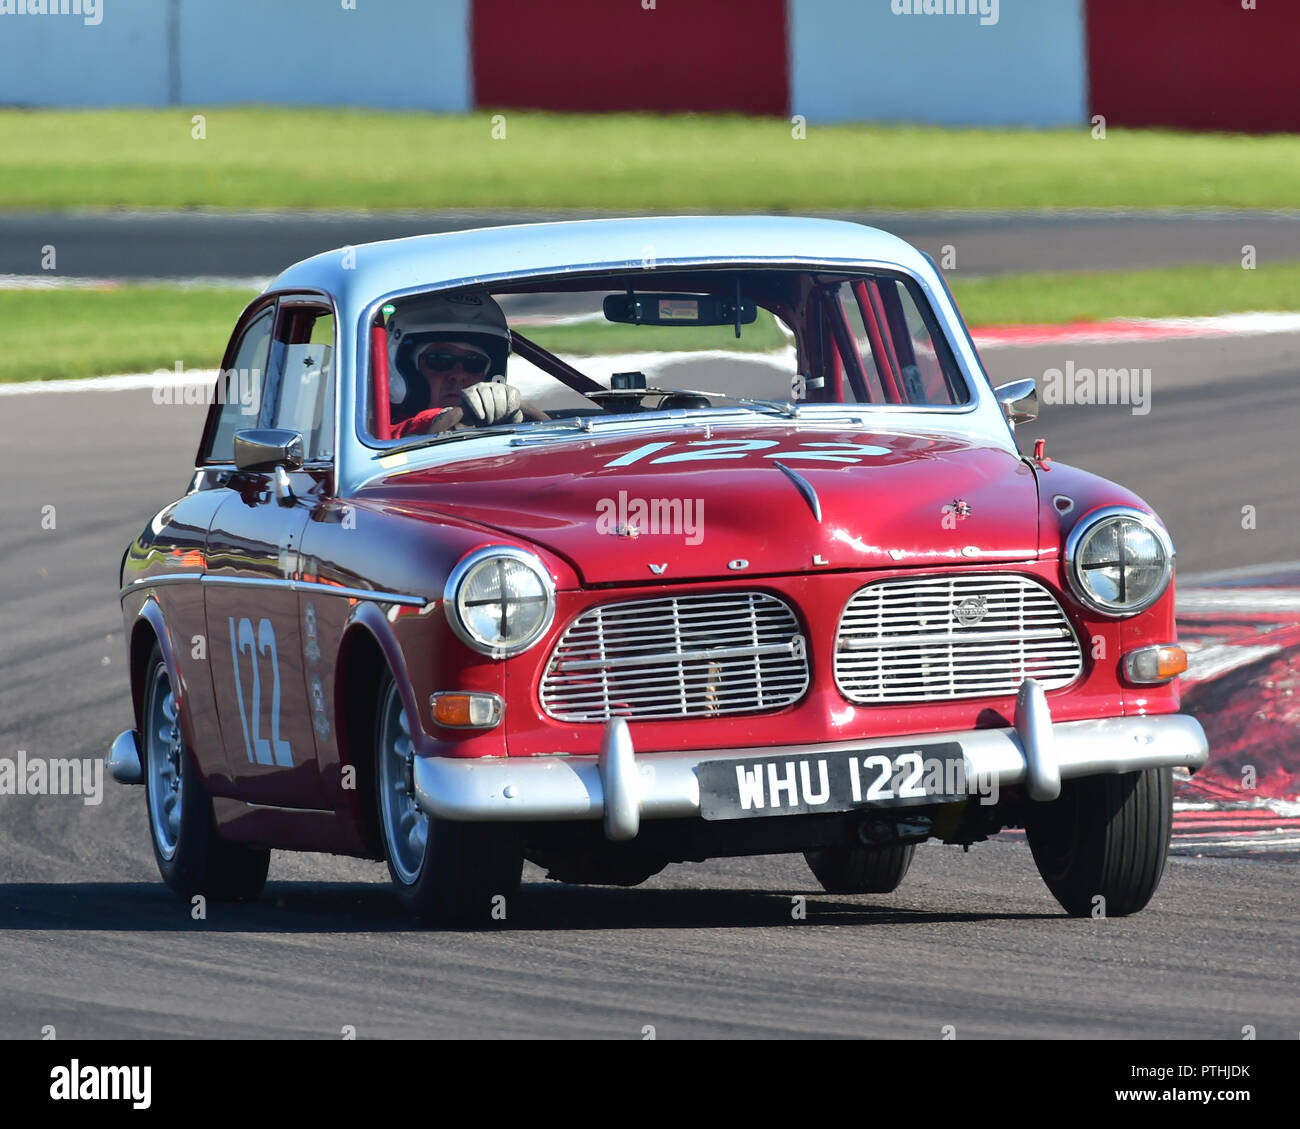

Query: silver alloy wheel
[
  {"left": 378, "top": 682, "right": 428, "bottom": 885},
  {"left": 145, "top": 665, "right": 183, "bottom": 861}
]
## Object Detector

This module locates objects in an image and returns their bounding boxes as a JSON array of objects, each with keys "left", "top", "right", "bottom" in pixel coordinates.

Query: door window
[{"left": 268, "top": 307, "right": 335, "bottom": 461}]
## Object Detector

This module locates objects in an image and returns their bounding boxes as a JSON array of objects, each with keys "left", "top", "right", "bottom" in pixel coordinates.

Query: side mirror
[
  {"left": 234, "top": 428, "right": 304, "bottom": 472},
  {"left": 233, "top": 429, "right": 304, "bottom": 503},
  {"left": 994, "top": 379, "right": 1038, "bottom": 427}
]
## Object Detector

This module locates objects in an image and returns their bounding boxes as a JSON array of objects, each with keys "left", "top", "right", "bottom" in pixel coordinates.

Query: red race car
[{"left": 109, "top": 217, "right": 1208, "bottom": 923}]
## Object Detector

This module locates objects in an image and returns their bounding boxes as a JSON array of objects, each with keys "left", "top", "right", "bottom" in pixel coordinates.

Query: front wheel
[
  {"left": 1025, "top": 767, "right": 1173, "bottom": 917},
  {"left": 375, "top": 674, "right": 521, "bottom": 925},
  {"left": 803, "top": 842, "right": 916, "bottom": 894},
  {"left": 142, "top": 645, "right": 269, "bottom": 902}
]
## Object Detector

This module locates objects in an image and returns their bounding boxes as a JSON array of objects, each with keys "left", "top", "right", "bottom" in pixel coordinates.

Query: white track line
[
  {"left": 1176, "top": 588, "right": 1300, "bottom": 614},
  {"left": 1180, "top": 560, "right": 1300, "bottom": 584},
  {"left": 0, "top": 365, "right": 563, "bottom": 399},
  {"left": 973, "top": 311, "right": 1300, "bottom": 349},
  {"left": 0, "top": 348, "right": 801, "bottom": 398},
  {"left": 0, "top": 274, "right": 269, "bottom": 291},
  {"left": 1181, "top": 643, "right": 1283, "bottom": 682},
  {"left": 1175, "top": 797, "right": 1300, "bottom": 818},
  {"left": 1171, "top": 837, "right": 1300, "bottom": 851},
  {"left": 0, "top": 371, "right": 223, "bottom": 396}
]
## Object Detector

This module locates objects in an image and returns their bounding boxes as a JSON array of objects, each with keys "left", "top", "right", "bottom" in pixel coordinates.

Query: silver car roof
[
  {"left": 258, "top": 216, "right": 1015, "bottom": 491},
  {"left": 267, "top": 215, "right": 935, "bottom": 304}
]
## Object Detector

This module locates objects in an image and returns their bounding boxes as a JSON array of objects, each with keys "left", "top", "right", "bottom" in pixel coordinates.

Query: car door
[
  {"left": 204, "top": 296, "right": 336, "bottom": 809},
  {"left": 132, "top": 297, "right": 278, "bottom": 797}
]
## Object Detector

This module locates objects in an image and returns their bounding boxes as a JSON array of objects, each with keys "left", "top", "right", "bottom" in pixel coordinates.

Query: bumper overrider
[{"left": 108, "top": 679, "right": 1209, "bottom": 842}]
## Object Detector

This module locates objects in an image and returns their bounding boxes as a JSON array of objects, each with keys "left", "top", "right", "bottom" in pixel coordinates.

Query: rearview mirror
[{"left": 603, "top": 292, "right": 757, "bottom": 327}]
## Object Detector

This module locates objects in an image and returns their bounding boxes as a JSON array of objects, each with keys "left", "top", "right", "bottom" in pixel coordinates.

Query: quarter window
[{"left": 204, "top": 307, "right": 273, "bottom": 464}]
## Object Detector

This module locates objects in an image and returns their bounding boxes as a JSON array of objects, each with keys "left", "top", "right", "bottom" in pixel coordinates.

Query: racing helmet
[{"left": 385, "top": 291, "right": 511, "bottom": 411}]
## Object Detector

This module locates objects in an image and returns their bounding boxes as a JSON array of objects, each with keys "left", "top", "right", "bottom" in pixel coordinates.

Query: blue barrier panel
[
  {"left": 0, "top": 0, "right": 170, "bottom": 107},
  {"left": 0, "top": 0, "right": 471, "bottom": 111},
  {"left": 177, "top": 0, "right": 470, "bottom": 111},
  {"left": 790, "top": 0, "right": 1088, "bottom": 127}
]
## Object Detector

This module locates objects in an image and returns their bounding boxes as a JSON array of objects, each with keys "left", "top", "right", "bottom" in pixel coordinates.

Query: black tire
[
  {"left": 141, "top": 645, "right": 269, "bottom": 902},
  {"left": 803, "top": 842, "right": 916, "bottom": 894},
  {"left": 1025, "top": 767, "right": 1172, "bottom": 917},
  {"left": 374, "top": 673, "right": 522, "bottom": 926}
]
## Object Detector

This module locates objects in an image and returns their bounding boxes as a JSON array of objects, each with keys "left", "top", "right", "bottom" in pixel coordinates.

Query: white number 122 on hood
[{"left": 604, "top": 439, "right": 890, "bottom": 467}]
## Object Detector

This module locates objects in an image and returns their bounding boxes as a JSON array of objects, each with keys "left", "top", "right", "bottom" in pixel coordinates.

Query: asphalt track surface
[
  {"left": 0, "top": 331, "right": 1296, "bottom": 1039},
  {"left": 4, "top": 209, "right": 1300, "bottom": 280}
]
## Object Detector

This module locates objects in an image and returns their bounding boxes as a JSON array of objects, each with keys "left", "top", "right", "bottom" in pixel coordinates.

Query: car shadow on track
[
  {"left": 0, "top": 881, "right": 1062, "bottom": 932},
  {"left": 486, "top": 884, "right": 1062, "bottom": 932}
]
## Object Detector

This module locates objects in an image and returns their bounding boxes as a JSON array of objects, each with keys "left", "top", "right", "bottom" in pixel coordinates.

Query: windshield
[{"left": 365, "top": 267, "right": 970, "bottom": 446}]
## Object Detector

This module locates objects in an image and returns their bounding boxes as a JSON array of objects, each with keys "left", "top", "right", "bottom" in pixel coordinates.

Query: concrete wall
[
  {"left": 0, "top": 0, "right": 472, "bottom": 110},
  {"left": 789, "top": 0, "right": 1089, "bottom": 127}
]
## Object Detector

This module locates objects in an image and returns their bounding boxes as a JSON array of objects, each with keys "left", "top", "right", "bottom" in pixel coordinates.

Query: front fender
[{"left": 128, "top": 596, "right": 185, "bottom": 744}]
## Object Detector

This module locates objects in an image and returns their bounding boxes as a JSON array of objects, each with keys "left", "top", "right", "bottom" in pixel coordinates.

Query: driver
[{"left": 386, "top": 293, "right": 523, "bottom": 437}]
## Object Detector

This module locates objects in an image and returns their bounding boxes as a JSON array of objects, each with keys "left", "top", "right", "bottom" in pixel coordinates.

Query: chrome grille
[
  {"left": 835, "top": 574, "right": 1082, "bottom": 703},
  {"left": 540, "top": 592, "right": 809, "bottom": 721}
]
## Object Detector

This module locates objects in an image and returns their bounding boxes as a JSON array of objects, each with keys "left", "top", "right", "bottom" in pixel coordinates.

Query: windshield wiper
[
  {"left": 506, "top": 411, "right": 733, "bottom": 446},
  {"left": 729, "top": 397, "right": 802, "bottom": 418},
  {"left": 383, "top": 395, "right": 844, "bottom": 459},
  {"left": 385, "top": 424, "right": 526, "bottom": 458}
]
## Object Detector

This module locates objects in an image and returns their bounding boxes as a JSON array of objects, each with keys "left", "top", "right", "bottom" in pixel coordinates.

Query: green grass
[
  {"left": 0, "top": 285, "right": 254, "bottom": 382},
  {"left": 4, "top": 108, "right": 1300, "bottom": 211},
  {"left": 7, "top": 262, "right": 1300, "bottom": 383},
  {"left": 948, "top": 262, "right": 1300, "bottom": 325}
]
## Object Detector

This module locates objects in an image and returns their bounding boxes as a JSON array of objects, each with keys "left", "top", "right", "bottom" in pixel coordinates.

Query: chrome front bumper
[
  {"left": 413, "top": 683, "right": 1209, "bottom": 840},
  {"left": 106, "top": 681, "right": 1211, "bottom": 843},
  {"left": 107, "top": 729, "right": 143, "bottom": 784}
]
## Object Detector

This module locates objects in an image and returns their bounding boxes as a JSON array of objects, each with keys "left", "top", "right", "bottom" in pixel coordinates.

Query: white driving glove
[{"left": 461, "top": 382, "right": 523, "bottom": 426}]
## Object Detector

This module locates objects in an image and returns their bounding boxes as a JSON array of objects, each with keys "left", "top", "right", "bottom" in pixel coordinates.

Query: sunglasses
[{"left": 417, "top": 349, "right": 491, "bottom": 375}]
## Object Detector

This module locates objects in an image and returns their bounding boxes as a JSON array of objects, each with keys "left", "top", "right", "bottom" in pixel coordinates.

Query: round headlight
[
  {"left": 1065, "top": 507, "right": 1174, "bottom": 616},
  {"left": 444, "top": 547, "right": 556, "bottom": 657}
]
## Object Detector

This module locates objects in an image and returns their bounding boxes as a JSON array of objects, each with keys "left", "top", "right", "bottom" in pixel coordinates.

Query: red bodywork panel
[
  {"left": 372, "top": 425, "right": 1040, "bottom": 585},
  {"left": 123, "top": 420, "right": 1180, "bottom": 857},
  {"left": 335, "top": 427, "right": 1179, "bottom": 758}
]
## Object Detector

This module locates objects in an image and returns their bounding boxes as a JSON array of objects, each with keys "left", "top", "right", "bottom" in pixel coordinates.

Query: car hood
[{"left": 367, "top": 424, "right": 1041, "bottom": 585}]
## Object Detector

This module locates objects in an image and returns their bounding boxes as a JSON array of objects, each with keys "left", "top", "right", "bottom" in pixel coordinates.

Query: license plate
[{"left": 697, "top": 743, "right": 967, "bottom": 821}]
